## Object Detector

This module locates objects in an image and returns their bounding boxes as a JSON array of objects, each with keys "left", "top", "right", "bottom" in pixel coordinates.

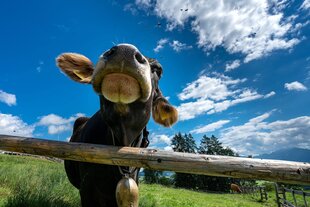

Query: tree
[
  {"left": 199, "top": 135, "right": 234, "bottom": 155},
  {"left": 197, "top": 135, "right": 235, "bottom": 192},
  {"left": 171, "top": 133, "right": 198, "bottom": 189},
  {"left": 143, "top": 169, "right": 162, "bottom": 184},
  {"left": 171, "top": 132, "right": 186, "bottom": 152},
  {"left": 184, "top": 133, "right": 196, "bottom": 153},
  {"left": 171, "top": 133, "right": 196, "bottom": 153}
]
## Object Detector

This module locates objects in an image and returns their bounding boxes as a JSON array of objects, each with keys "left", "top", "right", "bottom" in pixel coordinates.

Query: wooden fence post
[
  {"left": 292, "top": 189, "right": 297, "bottom": 206},
  {"left": 274, "top": 183, "right": 282, "bottom": 207},
  {"left": 264, "top": 188, "right": 268, "bottom": 201},
  {"left": 259, "top": 187, "right": 263, "bottom": 201},
  {"left": 282, "top": 187, "right": 287, "bottom": 206},
  {"left": 303, "top": 191, "right": 308, "bottom": 207}
]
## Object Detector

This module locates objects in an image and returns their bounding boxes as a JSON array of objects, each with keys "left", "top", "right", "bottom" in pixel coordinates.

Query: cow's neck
[
  {"left": 99, "top": 96, "right": 150, "bottom": 147},
  {"left": 107, "top": 120, "right": 143, "bottom": 147}
]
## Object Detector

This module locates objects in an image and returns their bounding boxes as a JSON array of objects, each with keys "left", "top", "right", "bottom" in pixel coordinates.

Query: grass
[
  {"left": 0, "top": 154, "right": 278, "bottom": 207},
  {"left": 0, "top": 154, "right": 79, "bottom": 207},
  {"left": 139, "top": 184, "right": 277, "bottom": 207},
  {"left": 0, "top": 187, "right": 11, "bottom": 206}
]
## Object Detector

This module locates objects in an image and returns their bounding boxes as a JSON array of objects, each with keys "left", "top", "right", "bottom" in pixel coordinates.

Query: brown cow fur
[{"left": 231, "top": 183, "right": 242, "bottom": 193}]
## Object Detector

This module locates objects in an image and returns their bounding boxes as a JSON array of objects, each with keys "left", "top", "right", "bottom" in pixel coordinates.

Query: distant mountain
[{"left": 257, "top": 148, "right": 310, "bottom": 162}]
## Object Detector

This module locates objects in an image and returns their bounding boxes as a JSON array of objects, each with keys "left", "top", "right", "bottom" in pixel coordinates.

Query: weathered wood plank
[{"left": 0, "top": 134, "right": 310, "bottom": 185}]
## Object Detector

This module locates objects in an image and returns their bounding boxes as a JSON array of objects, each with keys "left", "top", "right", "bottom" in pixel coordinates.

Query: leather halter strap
[{"left": 109, "top": 126, "right": 149, "bottom": 176}]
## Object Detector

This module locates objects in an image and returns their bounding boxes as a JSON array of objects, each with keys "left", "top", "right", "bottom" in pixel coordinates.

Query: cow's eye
[
  {"left": 103, "top": 46, "right": 117, "bottom": 58},
  {"left": 146, "top": 57, "right": 163, "bottom": 79},
  {"left": 152, "top": 67, "right": 163, "bottom": 78},
  {"left": 151, "top": 64, "right": 163, "bottom": 79}
]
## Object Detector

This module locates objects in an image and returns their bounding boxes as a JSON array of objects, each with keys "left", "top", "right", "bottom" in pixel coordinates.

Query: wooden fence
[
  {"left": 241, "top": 186, "right": 268, "bottom": 201},
  {"left": 275, "top": 183, "right": 310, "bottom": 207},
  {"left": 0, "top": 134, "right": 310, "bottom": 185}
]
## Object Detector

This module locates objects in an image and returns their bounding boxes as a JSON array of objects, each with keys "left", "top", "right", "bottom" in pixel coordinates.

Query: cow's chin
[{"left": 101, "top": 73, "right": 141, "bottom": 104}]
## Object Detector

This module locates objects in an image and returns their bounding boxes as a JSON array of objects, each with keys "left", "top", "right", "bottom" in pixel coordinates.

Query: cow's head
[{"left": 56, "top": 44, "right": 178, "bottom": 146}]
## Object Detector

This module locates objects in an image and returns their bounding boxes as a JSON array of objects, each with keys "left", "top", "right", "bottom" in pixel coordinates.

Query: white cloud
[
  {"left": 291, "top": 21, "right": 310, "bottom": 34},
  {"left": 37, "top": 113, "right": 85, "bottom": 135},
  {"left": 231, "top": 89, "right": 263, "bottom": 104},
  {"left": 177, "top": 99, "right": 214, "bottom": 120},
  {"left": 264, "top": 91, "right": 276, "bottom": 98},
  {"left": 140, "top": 0, "right": 302, "bottom": 63},
  {"left": 284, "top": 81, "right": 308, "bottom": 91},
  {"left": 164, "top": 146, "right": 173, "bottom": 151},
  {"left": 124, "top": 4, "right": 138, "bottom": 15},
  {"left": 0, "top": 113, "right": 34, "bottom": 137},
  {"left": 36, "top": 61, "right": 44, "bottom": 72},
  {"left": 154, "top": 38, "right": 169, "bottom": 52},
  {"left": 169, "top": 40, "right": 192, "bottom": 52},
  {"left": 0, "top": 112, "right": 85, "bottom": 138},
  {"left": 269, "top": 0, "right": 290, "bottom": 13},
  {"left": 48, "top": 124, "right": 72, "bottom": 135},
  {"left": 300, "top": 0, "right": 310, "bottom": 10},
  {"left": 190, "top": 120, "right": 230, "bottom": 134},
  {"left": 38, "top": 114, "right": 75, "bottom": 126},
  {"left": 207, "top": 90, "right": 264, "bottom": 115},
  {"left": 177, "top": 73, "right": 273, "bottom": 120},
  {"left": 225, "top": 60, "right": 241, "bottom": 71},
  {"left": 178, "top": 74, "right": 246, "bottom": 101},
  {"left": 0, "top": 90, "right": 16, "bottom": 106},
  {"left": 135, "top": 0, "right": 152, "bottom": 8},
  {"left": 149, "top": 134, "right": 175, "bottom": 151},
  {"left": 154, "top": 38, "right": 192, "bottom": 53},
  {"left": 220, "top": 112, "right": 310, "bottom": 155},
  {"left": 150, "top": 133, "right": 172, "bottom": 146}
]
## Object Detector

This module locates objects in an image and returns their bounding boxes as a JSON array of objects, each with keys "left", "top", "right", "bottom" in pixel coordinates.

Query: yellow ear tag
[
  {"left": 73, "top": 70, "right": 92, "bottom": 82},
  {"left": 160, "top": 111, "right": 170, "bottom": 120}
]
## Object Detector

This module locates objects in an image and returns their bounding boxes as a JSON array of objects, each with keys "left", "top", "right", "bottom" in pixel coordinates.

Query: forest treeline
[{"left": 143, "top": 133, "right": 255, "bottom": 192}]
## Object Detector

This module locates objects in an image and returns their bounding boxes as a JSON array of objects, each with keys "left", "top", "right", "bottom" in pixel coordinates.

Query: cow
[
  {"left": 230, "top": 183, "right": 242, "bottom": 193},
  {"left": 56, "top": 44, "right": 178, "bottom": 207}
]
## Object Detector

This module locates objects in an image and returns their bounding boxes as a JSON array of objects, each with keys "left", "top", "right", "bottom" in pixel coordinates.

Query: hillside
[{"left": 257, "top": 148, "right": 310, "bottom": 162}]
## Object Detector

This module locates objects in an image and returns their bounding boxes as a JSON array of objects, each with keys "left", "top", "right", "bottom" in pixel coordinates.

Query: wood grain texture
[{"left": 0, "top": 134, "right": 309, "bottom": 185}]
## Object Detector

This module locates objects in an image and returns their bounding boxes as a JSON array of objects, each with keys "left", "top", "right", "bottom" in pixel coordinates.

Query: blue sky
[{"left": 0, "top": 0, "right": 309, "bottom": 156}]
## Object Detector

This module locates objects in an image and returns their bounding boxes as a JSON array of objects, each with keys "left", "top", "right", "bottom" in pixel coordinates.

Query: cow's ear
[
  {"left": 152, "top": 89, "right": 178, "bottom": 127},
  {"left": 56, "top": 53, "right": 94, "bottom": 84},
  {"left": 152, "top": 98, "right": 178, "bottom": 127}
]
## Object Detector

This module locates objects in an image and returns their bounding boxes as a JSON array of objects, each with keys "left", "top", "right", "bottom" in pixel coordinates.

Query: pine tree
[
  {"left": 171, "top": 133, "right": 198, "bottom": 189},
  {"left": 184, "top": 133, "right": 197, "bottom": 153},
  {"left": 171, "top": 132, "right": 186, "bottom": 152},
  {"left": 197, "top": 135, "right": 235, "bottom": 192},
  {"left": 199, "top": 135, "right": 231, "bottom": 155}
]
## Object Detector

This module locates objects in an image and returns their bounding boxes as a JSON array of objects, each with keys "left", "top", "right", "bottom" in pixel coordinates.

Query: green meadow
[{"left": 0, "top": 154, "right": 277, "bottom": 207}]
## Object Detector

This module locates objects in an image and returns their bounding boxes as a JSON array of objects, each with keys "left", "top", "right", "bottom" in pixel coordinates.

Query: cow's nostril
[{"left": 135, "top": 52, "right": 146, "bottom": 64}]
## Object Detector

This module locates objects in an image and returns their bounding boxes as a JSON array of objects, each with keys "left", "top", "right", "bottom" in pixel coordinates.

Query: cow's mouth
[
  {"left": 101, "top": 73, "right": 141, "bottom": 104},
  {"left": 92, "top": 53, "right": 152, "bottom": 103}
]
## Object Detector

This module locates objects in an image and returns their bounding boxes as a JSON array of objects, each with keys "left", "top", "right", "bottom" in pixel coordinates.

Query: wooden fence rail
[
  {"left": 0, "top": 135, "right": 310, "bottom": 185},
  {"left": 275, "top": 183, "right": 310, "bottom": 207},
  {"left": 241, "top": 186, "right": 268, "bottom": 201}
]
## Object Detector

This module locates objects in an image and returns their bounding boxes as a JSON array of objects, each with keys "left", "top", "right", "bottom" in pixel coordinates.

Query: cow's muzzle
[{"left": 92, "top": 44, "right": 152, "bottom": 104}]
